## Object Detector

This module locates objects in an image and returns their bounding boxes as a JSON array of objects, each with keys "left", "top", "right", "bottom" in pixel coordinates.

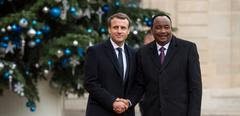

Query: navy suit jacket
[
  {"left": 84, "top": 39, "right": 136, "bottom": 116},
  {"left": 129, "top": 35, "right": 202, "bottom": 116}
]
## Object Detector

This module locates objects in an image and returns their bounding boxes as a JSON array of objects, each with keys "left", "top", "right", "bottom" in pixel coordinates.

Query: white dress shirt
[
  {"left": 110, "top": 39, "right": 127, "bottom": 80},
  {"left": 156, "top": 42, "right": 170, "bottom": 56}
]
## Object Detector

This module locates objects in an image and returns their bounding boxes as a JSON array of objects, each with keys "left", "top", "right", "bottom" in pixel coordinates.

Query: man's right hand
[{"left": 113, "top": 98, "right": 129, "bottom": 114}]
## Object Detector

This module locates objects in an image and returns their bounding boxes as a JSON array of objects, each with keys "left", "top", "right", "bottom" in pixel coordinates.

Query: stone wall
[{"left": 142, "top": 0, "right": 240, "bottom": 89}]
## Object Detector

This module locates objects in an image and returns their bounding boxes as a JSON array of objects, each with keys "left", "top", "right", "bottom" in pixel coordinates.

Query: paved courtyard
[{"left": 64, "top": 88, "right": 240, "bottom": 116}]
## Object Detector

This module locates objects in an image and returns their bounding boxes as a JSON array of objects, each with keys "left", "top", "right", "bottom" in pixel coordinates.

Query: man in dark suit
[
  {"left": 84, "top": 12, "right": 136, "bottom": 116},
  {"left": 125, "top": 14, "right": 202, "bottom": 116}
]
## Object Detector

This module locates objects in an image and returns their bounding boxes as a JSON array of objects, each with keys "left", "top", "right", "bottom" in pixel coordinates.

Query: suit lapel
[
  {"left": 149, "top": 41, "right": 162, "bottom": 70},
  {"left": 124, "top": 45, "right": 133, "bottom": 89},
  {"left": 160, "top": 36, "right": 178, "bottom": 72},
  {"left": 103, "top": 39, "right": 122, "bottom": 77}
]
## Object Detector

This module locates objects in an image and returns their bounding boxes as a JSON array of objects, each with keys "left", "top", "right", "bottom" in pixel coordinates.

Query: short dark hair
[
  {"left": 107, "top": 12, "right": 132, "bottom": 28},
  {"left": 151, "top": 14, "right": 172, "bottom": 28}
]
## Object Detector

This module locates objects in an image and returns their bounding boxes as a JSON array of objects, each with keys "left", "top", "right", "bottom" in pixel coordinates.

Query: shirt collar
[
  {"left": 110, "top": 38, "right": 125, "bottom": 51},
  {"left": 156, "top": 41, "right": 170, "bottom": 51}
]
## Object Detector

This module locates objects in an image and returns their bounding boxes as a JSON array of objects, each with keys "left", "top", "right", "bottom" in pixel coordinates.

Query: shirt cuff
[{"left": 127, "top": 99, "right": 132, "bottom": 107}]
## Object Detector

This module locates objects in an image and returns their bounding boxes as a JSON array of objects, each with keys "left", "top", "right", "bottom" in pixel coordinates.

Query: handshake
[{"left": 113, "top": 98, "right": 131, "bottom": 114}]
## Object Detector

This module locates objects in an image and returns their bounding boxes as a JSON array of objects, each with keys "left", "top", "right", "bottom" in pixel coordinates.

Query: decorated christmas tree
[{"left": 0, "top": 0, "right": 166, "bottom": 112}]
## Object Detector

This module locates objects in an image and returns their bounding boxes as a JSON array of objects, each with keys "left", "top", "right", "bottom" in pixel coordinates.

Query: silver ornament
[
  {"left": 9, "top": 70, "right": 14, "bottom": 74},
  {"left": 1, "top": 28, "right": 6, "bottom": 33},
  {"left": 133, "top": 44, "right": 140, "bottom": 49},
  {"left": 19, "top": 18, "right": 28, "bottom": 28},
  {"left": 21, "top": 39, "right": 26, "bottom": 46},
  {"left": 57, "top": 50, "right": 64, "bottom": 58},
  {"left": 20, "top": 92, "right": 25, "bottom": 96},
  {"left": 73, "top": 40, "right": 78, "bottom": 46},
  {"left": 42, "top": 6, "right": 49, "bottom": 13},
  {"left": 0, "top": 62, "right": 4, "bottom": 68},
  {"left": 89, "top": 41, "right": 93, "bottom": 47},
  {"left": 137, "top": 18, "right": 141, "bottom": 22},
  {"left": 11, "top": 63, "right": 16, "bottom": 69},
  {"left": 35, "top": 63, "right": 40, "bottom": 68},
  {"left": 28, "top": 41, "right": 36, "bottom": 48},
  {"left": 27, "top": 28, "right": 36, "bottom": 38},
  {"left": 7, "top": 25, "right": 12, "bottom": 31},
  {"left": 44, "top": 69, "right": 49, "bottom": 77},
  {"left": 44, "top": 69, "right": 49, "bottom": 74}
]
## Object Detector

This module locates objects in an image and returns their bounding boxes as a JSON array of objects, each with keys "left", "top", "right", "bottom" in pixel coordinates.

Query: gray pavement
[{"left": 64, "top": 88, "right": 240, "bottom": 116}]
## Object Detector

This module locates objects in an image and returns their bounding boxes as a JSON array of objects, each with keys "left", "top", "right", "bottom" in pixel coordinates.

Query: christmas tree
[{"left": 0, "top": 0, "right": 166, "bottom": 111}]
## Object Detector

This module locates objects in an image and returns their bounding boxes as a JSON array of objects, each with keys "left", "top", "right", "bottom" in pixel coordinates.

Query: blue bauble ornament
[
  {"left": 48, "top": 60, "right": 53, "bottom": 65},
  {"left": 36, "top": 30, "right": 42, "bottom": 36},
  {"left": 35, "top": 38, "right": 42, "bottom": 44},
  {"left": 25, "top": 69, "right": 30, "bottom": 75},
  {"left": 64, "top": 48, "right": 71, "bottom": 55},
  {"left": 61, "top": 58, "right": 70, "bottom": 68},
  {"left": 3, "top": 71, "right": 10, "bottom": 79},
  {"left": 77, "top": 48, "right": 84, "bottom": 57},
  {"left": 144, "top": 17, "right": 149, "bottom": 22},
  {"left": 146, "top": 20, "right": 153, "bottom": 27},
  {"left": 50, "top": 7, "right": 61, "bottom": 18},
  {"left": 32, "top": 20, "right": 37, "bottom": 26},
  {"left": 19, "top": 18, "right": 28, "bottom": 28},
  {"left": 100, "top": 27, "right": 106, "bottom": 33},
  {"left": 11, "top": 24, "right": 17, "bottom": 30},
  {"left": 115, "top": 0, "right": 121, "bottom": 7},
  {"left": 87, "top": 28, "right": 93, "bottom": 33},
  {"left": 30, "top": 106, "right": 36, "bottom": 112},
  {"left": 42, "top": 24, "right": 50, "bottom": 33},
  {"left": 2, "top": 36, "right": 9, "bottom": 41},
  {"left": 0, "top": 0, "right": 5, "bottom": 5},
  {"left": 26, "top": 100, "right": 34, "bottom": 107},
  {"left": 12, "top": 40, "right": 21, "bottom": 48},
  {"left": 0, "top": 42, "right": 8, "bottom": 48},
  {"left": 11, "top": 24, "right": 21, "bottom": 32},
  {"left": 69, "top": 7, "right": 77, "bottom": 14},
  {"left": 102, "top": 4, "right": 110, "bottom": 13}
]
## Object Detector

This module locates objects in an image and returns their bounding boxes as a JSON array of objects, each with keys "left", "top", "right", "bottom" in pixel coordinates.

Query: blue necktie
[{"left": 117, "top": 48, "right": 124, "bottom": 79}]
